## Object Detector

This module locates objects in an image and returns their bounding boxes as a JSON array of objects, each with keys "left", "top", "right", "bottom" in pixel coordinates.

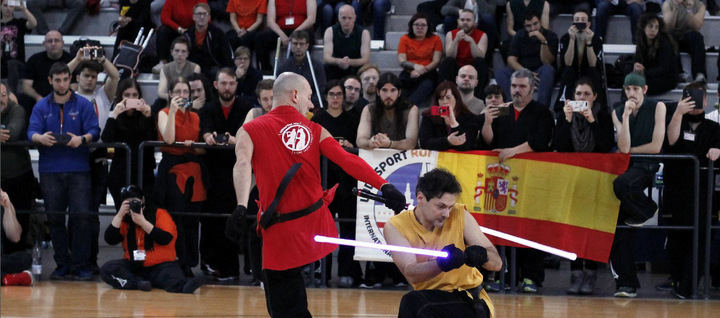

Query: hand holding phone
[
  {"left": 430, "top": 106, "right": 450, "bottom": 117},
  {"left": 682, "top": 88, "right": 704, "bottom": 109},
  {"left": 125, "top": 98, "right": 142, "bottom": 110}
]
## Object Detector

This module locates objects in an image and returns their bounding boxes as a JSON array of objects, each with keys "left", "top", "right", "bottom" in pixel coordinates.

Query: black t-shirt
[
  {"left": 509, "top": 28, "right": 558, "bottom": 71},
  {"left": 1, "top": 18, "right": 29, "bottom": 77},
  {"left": 311, "top": 108, "right": 360, "bottom": 145},
  {"left": 23, "top": 51, "right": 72, "bottom": 97},
  {"left": 489, "top": 100, "right": 554, "bottom": 151}
]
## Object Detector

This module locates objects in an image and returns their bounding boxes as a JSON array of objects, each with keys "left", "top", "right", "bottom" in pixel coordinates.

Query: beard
[
  {"left": 219, "top": 91, "right": 235, "bottom": 102},
  {"left": 687, "top": 112, "right": 705, "bottom": 123},
  {"left": 382, "top": 98, "right": 396, "bottom": 109},
  {"left": 459, "top": 86, "right": 474, "bottom": 95},
  {"left": 366, "top": 86, "right": 376, "bottom": 95},
  {"left": 54, "top": 88, "right": 70, "bottom": 96}
]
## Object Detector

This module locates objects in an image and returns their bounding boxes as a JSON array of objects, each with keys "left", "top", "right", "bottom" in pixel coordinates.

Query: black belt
[
  {"left": 259, "top": 163, "right": 324, "bottom": 229},
  {"left": 263, "top": 198, "right": 323, "bottom": 228}
]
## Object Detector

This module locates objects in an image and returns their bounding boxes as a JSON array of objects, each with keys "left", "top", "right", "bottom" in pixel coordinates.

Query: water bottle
[{"left": 32, "top": 241, "right": 42, "bottom": 282}]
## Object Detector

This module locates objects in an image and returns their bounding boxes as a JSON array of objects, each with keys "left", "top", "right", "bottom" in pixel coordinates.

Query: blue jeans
[
  {"left": 495, "top": 64, "right": 555, "bottom": 108},
  {"left": 40, "top": 172, "right": 94, "bottom": 271},
  {"left": 594, "top": 0, "right": 643, "bottom": 43},
  {"left": 372, "top": 0, "right": 391, "bottom": 40},
  {"left": 319, "top": 0, "right": 360, "bottom": 31}
]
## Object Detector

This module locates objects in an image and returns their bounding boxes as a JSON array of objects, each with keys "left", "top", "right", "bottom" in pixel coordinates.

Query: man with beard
[
  {"left": 342, "top": 75, "right": 363, "bottom": 118},
  {"left": 199, "top": 67, "right": 252, "bottom": 281},
  {"left": 278, "top": 30, "right": 326, "bottom": 107},
  {"left": 609, "top": 72, "right": 666, "bottom": 298},
  {"left": 20, "top": 30, "right": 72, "bottom": 115},
  {"left": 27, "top": 62, "right": 100, "bottom": 281},
  {"left": 357, "top": 64, "right": 380, "bottom": 108},
  {"left": 481, "top": 68, "right": 552, "bottom": 293},
  {"left": 456, "top": 65, "right": 485, "bottom": 115},
  {"left": 440, "top": 10, "right": 489, "bottom": 95}
]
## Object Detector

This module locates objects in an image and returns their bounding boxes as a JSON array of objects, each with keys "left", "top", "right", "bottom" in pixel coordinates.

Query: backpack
[{"left": 606, "top": 54, "right": 635, "bottom": 88}]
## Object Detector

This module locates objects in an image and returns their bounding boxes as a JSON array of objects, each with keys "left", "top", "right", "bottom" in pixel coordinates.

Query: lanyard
[{"left": 59, "top": 104, "right": 64, "bottom": 133}]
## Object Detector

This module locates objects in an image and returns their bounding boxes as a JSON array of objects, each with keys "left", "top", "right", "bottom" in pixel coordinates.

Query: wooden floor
[{"left": 2, "top": 282, "right": 720, "bottom": 317}]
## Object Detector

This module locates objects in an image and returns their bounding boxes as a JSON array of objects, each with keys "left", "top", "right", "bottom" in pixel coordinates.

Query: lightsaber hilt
[{"left": 352, "top": 187, "right": 386, "bottom": 203}]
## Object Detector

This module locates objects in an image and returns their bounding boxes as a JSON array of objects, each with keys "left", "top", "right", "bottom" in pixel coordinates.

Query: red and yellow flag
[{"left": 437, "top": 151, "right": 630, "bottom": 263}]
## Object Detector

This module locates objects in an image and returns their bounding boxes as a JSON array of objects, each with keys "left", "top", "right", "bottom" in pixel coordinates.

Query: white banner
[{"left": 354, "top": 149, "right": 438, "bottom": 262}]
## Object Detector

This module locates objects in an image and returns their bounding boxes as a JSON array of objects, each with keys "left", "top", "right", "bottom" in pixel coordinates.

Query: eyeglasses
[
  {"left": 172, "top": 89, "right": 189, "bottom": 95},
  {"left": 193, "top": 11, "right": 209, "bottom": 17},
  {"left": 235, "top": 56, "right": 250, "bottom": 61},
  {"left": 412, "top": 23, "right": 428, "bottom": 27},
  {"left": 328, "top": 92, "right": 343, "bottom": 98},
  {"left": 344, "top": 86, "right": 360, "bottom": 92}
]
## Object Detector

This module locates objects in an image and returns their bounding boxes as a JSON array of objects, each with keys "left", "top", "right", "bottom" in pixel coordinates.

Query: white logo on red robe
[{"left": 280, "top": 123, "right": 312, "bottom": 152}]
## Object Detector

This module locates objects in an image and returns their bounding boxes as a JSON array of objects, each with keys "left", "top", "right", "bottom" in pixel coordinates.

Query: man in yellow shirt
[{"left": 383, "top": 168, "right": 503, "bottom": 318}]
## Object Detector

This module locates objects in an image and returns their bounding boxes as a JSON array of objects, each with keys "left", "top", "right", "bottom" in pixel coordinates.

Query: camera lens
[{"left": 129, "top": 199, "right": 143, "bottom": 213}]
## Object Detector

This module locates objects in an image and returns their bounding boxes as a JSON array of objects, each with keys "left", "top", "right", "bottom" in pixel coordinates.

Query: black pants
[
  {"left": 439, "top": 57, "right": 488, "bottom": 99},
  {"left": 166, "top": 174, "right": 202, "bottom": 274},
  {"left": 365, "top": 261, "right": 406, "bottom": 286},
  {"left": 399, "top": 70, "right": 439, "bottom": 107},
  {"left": 263, "top": 265, "right": 312, "bottom": 318},
  {"left": 226, "top": 29, "right": 259, "bottom": 51},
  {"left": 100, "top": 259, "right": 190, "bottom": 293},
  {"left": 1, "top": 170, "right": 36, "bottom": 253},
  {"left": 676, "top": 31, "right": 707, "bottom": 78},
  {"left": 517, "top": 248, "right": 545, "bottom": 285},
  {"left": 1, "top": 251, "right": 32, "bottom": 276},
  {"left": 398, "top": 288, "right": 490, "bottom": 318},
  {"left": 200, "top": 171, "right": 239, "bottom": 277}
]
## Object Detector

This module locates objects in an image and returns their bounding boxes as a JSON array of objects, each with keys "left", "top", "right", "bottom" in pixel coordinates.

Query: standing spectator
[
  {"left": 113, "top": 0, "right": 154, "bottom": 60},
  {"left": 27, "top": 62, "right": 100, "bottom": 281},
  {"left": 255, "top": 0, "right": 316, "bottom": 72},
  {"left": 278, "top": 30, "right": 326, "bottom": 107},
  {"left": 155, "top": 77, "right": 207, "bottom": 277},
  {"left": 397, "top": 13, "right": 442, "bottom": 107},
  {"left": 481, "top": 69, "right": 553, "bottom": 293},
  {"left": 505, "top": 0, "right": 549, "bottom": 38},
  {"left": 440, "top": 9, "right": 488, "bottom": 96},
  {"left": 69, "top": 49, "right": 121, "bottom": 134},
  {"left": 318, "top": 0, "right": 359, "bottom": 31},
  {"left": 99, "top": 185, "right": 205, "bottom": 293},
  {"left": 634, "top": 13, "right": 679, "bottom": 95},
  {"left": 158, "top": 37, "right": 201, "bottom": 101},
  {"left": 199, "top": 68, "right": 252, "bottom": 280},
  {"left": 101, "top": 78, "right": 156, "bottom": 208},
  {"left": 322, "top": 4, "right": 370, "bottom": 81},
  {"left": 662, "top": 0, "right": 707, "bottom": 82},
  {"left": 225, "top": 0, "right": 266, "bottom": 51},
  {"left": 27, "top": 0, "right": 83, "bottom": 35},
  {"left": 455, "top": 65, "right": 485, "bottom": 115},
  {"left": 342, "top": 75, "right": 363, "bottom": 117},
  {"left": 1, "top": 0, "right": 37, "bottom": 93},
  {"left": 155, "top": 0, "right": 208, "bottom": 69},
  {"left": 0, "top": 81, "right": 34, "bottom": 254},
  {"left": 594, "top": 0, "right": 643, "bottom": 44},
  {"left": 359, "top": 0, "right": 390, "bottom": 40},
  {"left": 418, "top": 81, "right": 479, "bottom": 151},
  {"left": 234, "top": 46, "right": 262, "bottom": 103},
  {"left": 440, "top": 0, "right": 499, "bottom": 54},
  {"left": 1, "top": 190, "right": 33, "bottom": 286},
  {"left": 184, "top": 3, "right": 233, "bottom": 80},
  {"left": 558, "top": 9, "right": 603, "bottom": 113},
  {"left": 495, "top": 11, "right": 557, "bottom": 108},
  {"left": 552, "top": 78, "right": 614, "bottom": 295},
  {"left": 357, "top": 63, "right": 379, "bottom": 107},
  {"left": 20, "top": 31, "right": 71, "bottom": 114},
  {"left": 357, "top": 72, "right": 419, "bottom": 151},
  {"left": 244, "top": 79, "right": 274, "bottom": 122},
  {"left": 610, "top": 72, "right": 666, "bottom": 298}
]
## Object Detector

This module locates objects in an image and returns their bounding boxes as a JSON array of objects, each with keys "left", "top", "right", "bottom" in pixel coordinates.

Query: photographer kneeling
[{"left": 99, "top": 186, "right": 204, "bottom": 293}]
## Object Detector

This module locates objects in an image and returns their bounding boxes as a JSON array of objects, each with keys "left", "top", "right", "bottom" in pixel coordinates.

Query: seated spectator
[
  {"left": 322, "top": 4, "right": 370, "bottom": 81},
  {"left": 318, "top": 0, "right": 359, "bottom": 32},
  {"left": 155, "top": 77, "right": 207, "bottom": 277},
  {"left": 313, "top": 80, "right": 359, "bottom": 148},
  {"left": 155, "top": 0, "right": 207, "bottom": 68},
  {"left": 358, "top": 0, "right": 390, "bottom": 40},
  {"left": 553, "top": 77, "right": 614, "bottom": 153},
  {"left": 244, "top": 79, "right": 274, "bottom": 123},
  {"left": 99, "top": 185, "right": 205, "bottom": 293},
  {"left": 278, "top": 30, "right": 326, "bottom": 107},
  {"left": 158, "top": 37, "right": 201, "bottom": 101},
  {"left": 112, "top": 0, "right": 154, "bottom": 60},
  {"left": 397, "top": 13, "right": 442, "bottom": 107},
  {"left": 342, "top": 75, "right": 363, "bottom": 117},
  {"left": 188, "top": 73, "right": 214, "bottom": 112},
  {"left": 357, "top": 72, "right": 419, "bottom": 151},
  {"left": 184, "top": 3, "right": 233, "bottom": 80},
  {"left": 634, "top": 13, "right": 679, "bottom": 96},
  {"left": 557, "top": 9, "right": 603, "bottom": 113},
  {"left": 255, "top": 0, "right": 316, "bottom": 72},
  {"left": 225, "top": 0, "right": 266, "bottom": 51},
  {"left": 455, "top": 65, "right": 485, "bottom": 114},
  {"left": 440, "top": 9, "right": 488, "bottom": 96},
  {"left": 418, "top": 81, "right": 479, "bottom": 151},
  {"left": 20, "top": 30, "right": 71, "bottom": 114},
  {"left": 610, "top": 72, "right": 666, "bottom": 298},
  {"left": 233, "top": 46, "right": 262, "bottom": 102},
  {"left": 495, "top": 11, "right": 557, "bottom": 108},
  {"left": 505, "top": 0, "right": 549, "bottom": 38},
  {"left": 1, "top": 0, "right": 37, "bottom": 93},
  {"left": 593, "top": 0, "right": 643, "bottom": 44},
  {"left": 101, "top": 78, "right": 156, "bottom": 206},
  {"left": 0, "top": 190, "right": 33, "bottom": 286},
  {"left": 27, "top": 0, "right": 83, "bottom": 35},
  {"left": 439, "top": 0, "right": 499, "bottom": 52},
  {"left": 357, "top": 63, "right": 379, "bottom": 107},
  {"left": 662, "top": 0, "right": 707, "bottom": 82}
]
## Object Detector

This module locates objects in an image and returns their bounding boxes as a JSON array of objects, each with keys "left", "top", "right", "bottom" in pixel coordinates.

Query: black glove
[
  {"left": 380, "top": 183, "right": 406, "bottom": 214},
  {"left": 224, "top": 205, "right": 247, "bottom": 243},
  {"left": 436, "top": 244, "right": 465, "bottom": 272},
  {"left": 464, "top": 245, "right": 489, "bottom": 268}
]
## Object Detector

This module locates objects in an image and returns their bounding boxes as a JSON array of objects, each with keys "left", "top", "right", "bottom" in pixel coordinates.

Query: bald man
[
  {"left": 229, "top": 73, "right": 405, "bottom": 317},
  {"left": 21, "top": 30, "right": 72, "bottom": 107},
  {"left": 456, "top": 65, "right": 485, "bottom": 115},
  {"left": 322, "top": 4, "right": 371, "bottom": 81}
]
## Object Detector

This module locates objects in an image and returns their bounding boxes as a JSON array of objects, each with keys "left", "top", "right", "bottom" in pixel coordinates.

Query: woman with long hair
[
  {"left": 634, "top": 13, "right": 679, "bottom": 95},
  {"left": 418, "top": 81, "right": 479, "bottom": 151}
]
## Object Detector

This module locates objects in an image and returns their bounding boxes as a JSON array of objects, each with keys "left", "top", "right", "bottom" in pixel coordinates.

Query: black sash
[{"left": 259, "top": 163, "right": 323, "bottom": 229}]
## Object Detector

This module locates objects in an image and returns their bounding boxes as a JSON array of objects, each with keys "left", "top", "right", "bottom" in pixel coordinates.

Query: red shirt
[
  {"left": 161, "top": 0, "right": 208, "bottom": 30},
  {"left": 450, "top": 28, "right": 485, "bottom": 67},
  {"left": 275, "top": 0, "right": 307, "bottom": 30},
  {"left": 243, "top": 106, "right": 338, "bottom": 270}
]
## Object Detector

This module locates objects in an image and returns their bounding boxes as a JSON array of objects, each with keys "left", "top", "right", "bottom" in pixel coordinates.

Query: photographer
[
  {"left": 100, "top": 185, "right": 204, "bottom": 293},
  {"left": 418, "top": 81, "right": 479, "bottom": 151}
]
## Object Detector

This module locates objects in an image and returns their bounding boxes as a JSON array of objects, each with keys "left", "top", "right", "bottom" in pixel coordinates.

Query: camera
[
  {"left": 8, "top": 0, "right": 21, "bottom": 6},
  {"left": 573, "top": 22, "right": 587, "bottom": 31},
  {"left": 682, "top": 88, "right": 704, "bottom": 109},
  {"left": 129, "top": 199, "right": 143, "bottom": 213},
  {"left": 215, "top": 133, "right": 229, "bottom": 144},
  {"left": 569, "top": 100, "right": 589, "bottom": 112},
  {"left": 180, "top": 98, "right": 192, "bottom": 108},
  {"left": 50, "top": 132, "right": 71, "bottom": 145},
  {"left": 430, "top": 105, "right": 450, "bottom": 117},
  {"left": 494, "top": 105, "right": 511, "bottom": 116}
]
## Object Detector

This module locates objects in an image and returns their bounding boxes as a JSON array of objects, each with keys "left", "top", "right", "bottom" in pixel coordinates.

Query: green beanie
[{"left": 624, "top": 72, "right": 646, "bottom": 87}]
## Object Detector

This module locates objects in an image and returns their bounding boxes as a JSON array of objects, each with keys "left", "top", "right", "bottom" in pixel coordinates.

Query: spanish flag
[{"left": 437, "top": 151, "right": 630, "bottom": 263}]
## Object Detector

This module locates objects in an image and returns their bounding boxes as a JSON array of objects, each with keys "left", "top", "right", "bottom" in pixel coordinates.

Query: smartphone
[
  {"left": 8, "top": 0, "right": 21, "bottom": 6},
  {"left": 430, "top": 105, "right": 450, "bottom": 117},
  {"left": 682, "top": 88, "right": 704, "bottom": 109},
  {"left": 568, "top": 100, "right": 589, "bottom": 112},
  {"left": 494, "top": 105, "right": 511, "bottom": 116},
  {"left": 50, "top": 133, "right": 71, "bottom": 145},
  {"left": 573, "top": 22, "right": 587, "bottom": 31},
  {"left": 126, "top": 98, "right": 142, "bottom": 109}
]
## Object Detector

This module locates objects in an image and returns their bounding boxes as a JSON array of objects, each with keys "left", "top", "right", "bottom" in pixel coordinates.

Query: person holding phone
[
  {"left": 558, "top": 9, "right": 603, "bottom": 114},
  {"left": 419, "top": 81, "right": 478, "bottom": 151},
  {"left": 1, "top": 0, "right": 37, "bottom": 94}
]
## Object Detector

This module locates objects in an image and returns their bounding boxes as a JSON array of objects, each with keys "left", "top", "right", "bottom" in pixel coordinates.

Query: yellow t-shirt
[{"left": 388, "top": 203, "right": 494, "bottom": 317}]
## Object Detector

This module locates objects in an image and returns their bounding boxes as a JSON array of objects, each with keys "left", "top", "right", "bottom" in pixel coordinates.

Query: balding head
[
  {"left": 338, "top": 5, "right": 356, "bottom": 33},
  {"left": 44, "top": 30, "right": 64, "bottom": 59},
  {"left": 273, "top": 72, "right": 314, "bottom": 114},
  {"left": 456, "top": 65, "right": 478, "bottom": 94}
]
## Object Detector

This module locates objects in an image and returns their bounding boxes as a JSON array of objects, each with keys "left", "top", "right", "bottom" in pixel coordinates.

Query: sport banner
[{"left": 354, "top": 149, "right": 630, "bottom": 263}]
